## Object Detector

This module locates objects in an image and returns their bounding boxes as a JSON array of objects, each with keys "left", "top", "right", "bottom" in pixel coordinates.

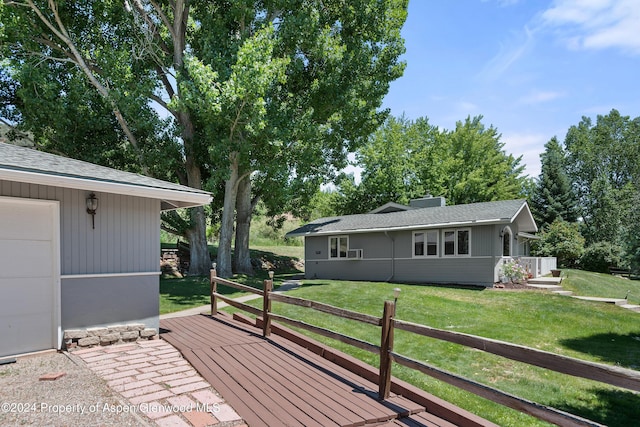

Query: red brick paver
[{"left": 73, "top": 340, "right": 244, "bottom": 427}]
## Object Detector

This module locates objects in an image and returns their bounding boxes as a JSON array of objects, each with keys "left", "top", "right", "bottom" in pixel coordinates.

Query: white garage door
[{"left": 0, "top": 197, "right": 59, "bottom": 357}]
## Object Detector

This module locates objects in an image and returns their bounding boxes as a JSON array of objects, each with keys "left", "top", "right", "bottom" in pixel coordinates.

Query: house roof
[
  {"left": 287, "top": 199, "right": 537, "bottom": 237},
  {"left": 0, "top": 142, "right": 211, "bottom": 210}
]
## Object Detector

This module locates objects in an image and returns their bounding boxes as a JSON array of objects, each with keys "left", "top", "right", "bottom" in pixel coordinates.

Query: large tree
[
  {"left": 334, "top": 115, "right": 530, "bottom": 214},
  {"left": 564, "top": 109, "right": 640, "bottom": 245},
  {"left": 1, "top": 0, "right": 408, "bottom": 277},
  {"left": 531, "top": 137, "right": 578, "bottom": 228}
]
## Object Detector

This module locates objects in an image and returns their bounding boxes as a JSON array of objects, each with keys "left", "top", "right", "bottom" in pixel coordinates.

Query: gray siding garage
[{"left": 0, "top": 142, "right": 211, "bottom": 357}]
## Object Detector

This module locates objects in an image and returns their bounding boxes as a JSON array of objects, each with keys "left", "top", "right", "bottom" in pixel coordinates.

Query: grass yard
[
  {"left": 159, "top": 244, "right": 303, "bottom": 314},
  {"left": 224, "top": 276, "right": 640, "bottom": 427},
  {"left": 561, "top": 269, "right": 640, "bottom": 304}
]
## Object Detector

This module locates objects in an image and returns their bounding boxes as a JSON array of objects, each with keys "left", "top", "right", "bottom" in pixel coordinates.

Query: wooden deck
[{"left": 160, "top": 314, "right": 489, "bottom": 427}]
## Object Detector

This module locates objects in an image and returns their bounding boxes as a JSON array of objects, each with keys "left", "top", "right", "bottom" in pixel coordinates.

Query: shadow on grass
[
  {"left": 160, "top": 276, "right": 242, "bottom": 310},
  {"left": 559, "top": 332, "right": 640, "bottom": 368},
  {"left": 551, "top": 387, "right": 640, "bottom": 427}
]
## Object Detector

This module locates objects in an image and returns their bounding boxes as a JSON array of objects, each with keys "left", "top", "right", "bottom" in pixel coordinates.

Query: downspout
[{"left": 385, "top": 231, "right": 395, "bottom": 282}]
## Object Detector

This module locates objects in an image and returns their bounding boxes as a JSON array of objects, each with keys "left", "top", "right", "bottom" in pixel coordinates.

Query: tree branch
[
  {"left": 148, "top": 93, "right": 180, "bottom": 121},
  {"left": 17, "top": 0, "right": 142, "bottom": 154},
  {"left": 0, "top": 118, "right": 36, "bottom": 145}
]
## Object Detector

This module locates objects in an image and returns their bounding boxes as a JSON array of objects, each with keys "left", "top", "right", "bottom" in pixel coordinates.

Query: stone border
[{"left": 64, "top": 324, "right": 158, "bottom": 350}]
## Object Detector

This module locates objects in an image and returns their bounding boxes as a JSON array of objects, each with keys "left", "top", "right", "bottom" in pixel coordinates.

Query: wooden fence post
[
  {"left": 379, "top": 300, "right": 395, "bottom": 400},
  {"left": 210, "top": 269, "right": 217, "bottom": 316},
  {"left": 263, "top": 278, "right": 273, "bottom": 337}
]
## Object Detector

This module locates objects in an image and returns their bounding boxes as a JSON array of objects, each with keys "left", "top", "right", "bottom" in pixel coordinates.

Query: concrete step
[
  {"left": 619, "top": 304, "right": 640, "bottom": 312},
  {"left": 527, "top": 284, "right": 563, "bottom": 290},
  {"left": 572, "top": 296, "right": 628, "bottom": 305},
  {"left": 552, "top": 290, "right": 573, "bottom": 296},
  {"left": 528, "top": 277, "right": 562, "bottom": 285}
]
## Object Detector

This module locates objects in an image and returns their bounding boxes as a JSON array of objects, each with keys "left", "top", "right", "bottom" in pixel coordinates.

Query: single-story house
[
  {"left": 0, "top": 142, "right": 211, "bottom": 357},
  {"left": 286, "top": 196, "right": 556, "bottom": 287}
]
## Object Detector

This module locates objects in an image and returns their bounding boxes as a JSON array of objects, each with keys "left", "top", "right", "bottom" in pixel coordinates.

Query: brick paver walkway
[{"left": 73, "top": 340, "right": 247, "bottom": 427}]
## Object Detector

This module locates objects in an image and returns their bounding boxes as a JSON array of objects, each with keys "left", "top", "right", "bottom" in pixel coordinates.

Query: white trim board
[
  {"left": 0, "top": 169, "right": 211, "bottom": 210},
  {"left": 61, "top": 272, "right": 161, "bottom": 279}
]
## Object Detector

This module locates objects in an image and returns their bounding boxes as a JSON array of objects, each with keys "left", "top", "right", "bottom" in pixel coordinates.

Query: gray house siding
[
  {"left": 61, "top": 275, "right": 158, "bottom": 330},
  {"left": 0, "top": 180, "right": 160, "bottom": 330},
  {"left": 393, "top": 258, "right": 494, "bottom": 286},
  {"left": 304, "top": 225, "right": 499, "bottom": 286}
]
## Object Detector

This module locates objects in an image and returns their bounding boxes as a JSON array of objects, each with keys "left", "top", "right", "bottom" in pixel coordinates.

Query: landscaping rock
[
  {"left": 78, "top": 336, "right": 100, "bottom": 347},
  {"left": 63, "top": 329, "right": 87, "bottom": 339}
]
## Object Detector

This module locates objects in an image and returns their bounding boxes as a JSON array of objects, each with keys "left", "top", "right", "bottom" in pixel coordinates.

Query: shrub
[
  {"left": 579, "top": 242, "right": 624, "bottom": 273},
  {"left": 531, "top": 219, "right": 585, "bottom": 268},
  {"left": 500, "top": 260, "right": 528, "bottom": 283}
]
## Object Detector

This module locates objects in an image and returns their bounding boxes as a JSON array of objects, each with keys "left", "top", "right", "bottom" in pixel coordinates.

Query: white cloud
[
  {"left": 501, "top": 132, "right": 549, "bottom": 177},
  {"left": 541, "top": 0, "right": 640, "bottom": 54},
  {"left": 480, "top": 26, "right": 535, "bottom": 78}
]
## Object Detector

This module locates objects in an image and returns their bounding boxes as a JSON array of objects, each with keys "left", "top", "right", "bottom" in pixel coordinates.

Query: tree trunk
[
  {"left": 185, "top": 206, "right": 210, "bottom": 275},
  {"left": 217, "top": 153, "right": 240, "bottom": 278},
  {"left": 234, "top": 174, "right": 254, "bottom": 275}
]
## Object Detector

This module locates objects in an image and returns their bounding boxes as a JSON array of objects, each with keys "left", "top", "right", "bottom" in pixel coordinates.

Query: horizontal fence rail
[
  {"left": 211, "top": 275, "right": 264, "bottom": 295},
  {"left": 208, "top": 269, "right": 637, "bottom": 427},
  {"left": 270, "top": 293, "right": 382, "bottom": 326},
  {"left": 212, "top": 292, "right": 262, "bottom": 316},
  {"left": 393, "top": 319, "right": 640, "bottom": 392},
  {"left": 269, "top": 313, "right": 380, "bottom": 354},
  {"left": 391, "top": 352, "right": 604, "bottom": 427}
]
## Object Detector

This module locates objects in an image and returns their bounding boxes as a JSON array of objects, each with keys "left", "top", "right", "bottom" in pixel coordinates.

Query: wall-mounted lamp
[{"left": 86, "top": 193, "right": 98, "bottom": 229}]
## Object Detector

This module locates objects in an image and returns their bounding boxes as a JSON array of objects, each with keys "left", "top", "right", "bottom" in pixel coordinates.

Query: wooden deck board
[
  {"left": 252, "top": 337, "right": 394, "bottom": 424},
  {"left": 160, "top": 314, "right": 474, "bottom": 427},
  {"left": 263, "top": 334, "right": 422, "bottom": 421}
]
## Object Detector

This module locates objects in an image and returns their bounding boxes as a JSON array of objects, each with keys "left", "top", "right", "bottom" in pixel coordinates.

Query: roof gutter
[{"left": 0, "top": 168, "right": 212, "bottom": 210}]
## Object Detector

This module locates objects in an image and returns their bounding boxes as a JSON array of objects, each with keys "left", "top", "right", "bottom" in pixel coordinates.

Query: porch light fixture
[{"left": 86, "top": 193, "right": 98, "bottom": 229}]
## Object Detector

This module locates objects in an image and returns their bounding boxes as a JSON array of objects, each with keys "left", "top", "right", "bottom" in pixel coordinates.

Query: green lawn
[
  {"left": 561, "top": 269, "right": 640, "bottom": 304},
  {"left": 224, "top": 276, "right": 640, "bottom": 427},
  {"left": 159, "top": 244, "right": 303, "bottom": 314}
]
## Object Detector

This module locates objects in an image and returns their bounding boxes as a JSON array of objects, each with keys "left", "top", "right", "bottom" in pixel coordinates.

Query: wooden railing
[{"left": 209, "top": 270, "right": 639, "bottom": 427}]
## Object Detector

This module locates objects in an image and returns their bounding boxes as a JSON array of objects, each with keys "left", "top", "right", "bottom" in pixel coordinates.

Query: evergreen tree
[{"left": 531, "top": 137, "right": 578, "bottom": 228}]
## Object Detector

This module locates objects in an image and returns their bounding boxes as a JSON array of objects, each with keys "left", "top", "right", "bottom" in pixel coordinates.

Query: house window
[
  {"left": 502, "top": 229, "right": 511, "bottom": 256},
  {"left": 329, "top": 236, "right": 348, "bottom": 259},
  {"left": 444, "top": 229, "right": 471, "bottom": 256},
  {"left": 414, "top": 231, "right": 438, "bottom": 257}
]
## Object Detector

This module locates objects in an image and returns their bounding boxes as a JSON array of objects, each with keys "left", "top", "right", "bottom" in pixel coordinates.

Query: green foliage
[
  {"left": 622, "top": 190, "right": 640, "bottom": 273},
  {"left": 531, "top": 137, "right": 578, "bottom": 228},
  {"left": 579, "top": 242, "right": 625, "bottom": 273},
  {"left": 564, "top": 109, "right": 640, "bottom": 246},
  {"left": 532, "top": 219, "right": 585, "bottom": 268},
  {"left": 1, "top": 0, "right": 409, "bottom": 276},
  {"left": 334, "top": 115, "right": 531, "bottom": 214},
  {"left": 442, "top": 116, "right": 529, "bottom": 204}
]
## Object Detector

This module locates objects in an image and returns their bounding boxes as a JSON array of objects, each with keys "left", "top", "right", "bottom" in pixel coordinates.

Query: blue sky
[{"left": 379, "top": 0, "right": 640, "bottom": 178}]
